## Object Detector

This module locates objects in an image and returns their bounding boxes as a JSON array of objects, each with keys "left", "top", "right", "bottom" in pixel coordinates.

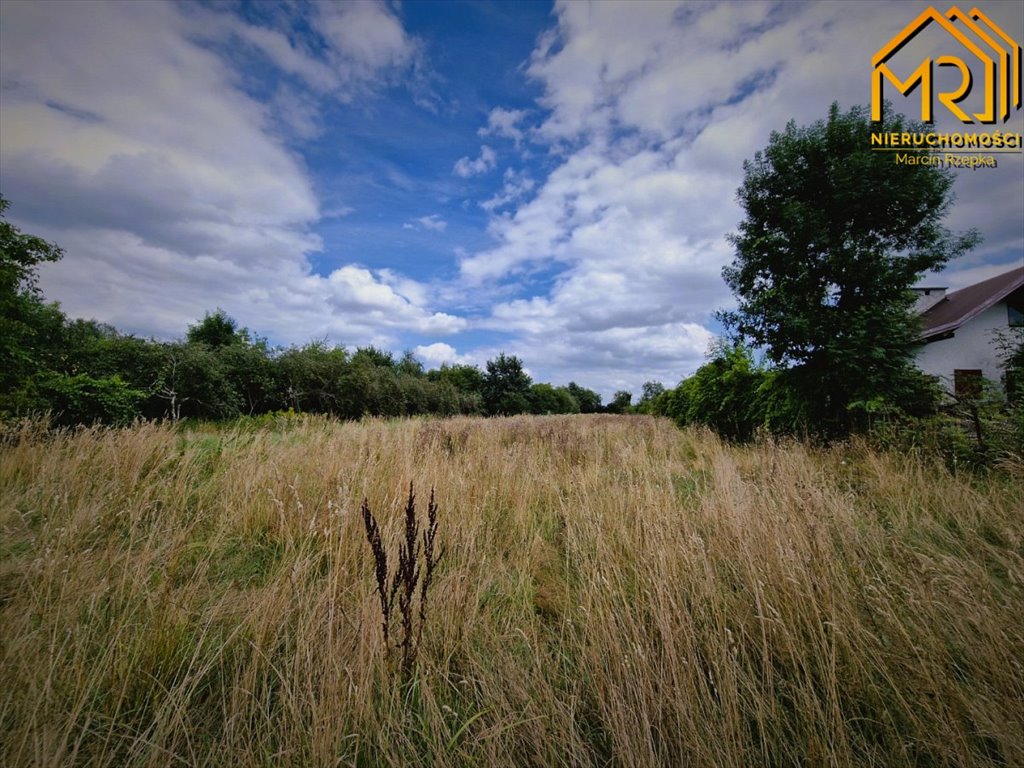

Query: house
[{"left": 914, "top": 265, "right": 1024, "bottom": 395}]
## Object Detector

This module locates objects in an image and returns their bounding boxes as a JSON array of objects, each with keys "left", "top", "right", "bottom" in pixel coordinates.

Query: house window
[
  {"left": 954, "top": 369, "right": 983, "bottom": 398},
  {"left": 1008, "top": 293, "right": 1023, "bottom": 327}
]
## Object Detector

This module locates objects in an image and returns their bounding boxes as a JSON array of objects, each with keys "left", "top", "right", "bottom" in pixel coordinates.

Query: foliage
[
  {"left": 0, "top": 196, "right": 65, "bottom": 400},
  {"left": 634, "top": 381, "right": 665, "bottom": 414},
  {"left": 654, "top": 342, "right": 769, "bottom": 440},
  {"left": 605, "top": 390, "right": 632, "bottom": 414},
  {"left": 186, "top": 309, "right": 249, "bottom": 349},
  {"left": 433, "top": 364, "right": 486, "bottom": 414},
  {"left": 433, "top": 363, "right": 484, "bottom": 395},
  {"left": 483, "top": 353, "right": 532, "bottom": 416},
  {"left": 527, "top": 383, "right": 579, "bottom": 415},
  {"left": 993, "top": 326, "right": 1024, "bottom": 405},
  {"left": 217, "top": 339, "right": 278, "bottom": 416},
  {"left": 396, "top": 350, "right": 425, "bottom": 377},
  {"left": 28, "top": 372, "right": 145, "bottom": 427},
  {"left": 153, "top": 342, "right": 242, "bottom": 420},
  {"left": 565, "top": 382, "right": 602, "bottom": 413},
  {"left": 720, "top": 103, "right": 978, "bottom": 435},
  {"left": 352, "top": 345, "right": 396, "bottom": 369}
]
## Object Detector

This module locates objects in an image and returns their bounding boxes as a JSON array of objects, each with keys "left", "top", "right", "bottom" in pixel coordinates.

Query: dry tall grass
[{"left": 1, "top": 415, "right": 1021, "bottom": 767}]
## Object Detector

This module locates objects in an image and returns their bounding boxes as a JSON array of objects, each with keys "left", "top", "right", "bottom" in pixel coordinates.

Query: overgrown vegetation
[
  {"left": 647, "top": 335, "right": 1024, "bottom": 469},
  {"left": 719, "top": 102, "right": 978, "bottom": 437},
  {"left": 2, "top": 415, "right": 1021, "bottom": 766}
]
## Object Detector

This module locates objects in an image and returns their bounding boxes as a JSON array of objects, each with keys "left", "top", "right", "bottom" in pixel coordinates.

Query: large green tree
[
  {"left": 483, "top": 353, "right": 532, "bottom": 416},
  {"left": 0, "top": 196, "right": 64, "bottom": 397},
  {"left": 721, "top": 103, "right": 978, "bottom": 434}
]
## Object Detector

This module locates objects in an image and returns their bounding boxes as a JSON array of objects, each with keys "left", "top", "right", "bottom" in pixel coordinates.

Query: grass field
[{"left": 1, "top": 414, "right": 1022, "bottom": 767}]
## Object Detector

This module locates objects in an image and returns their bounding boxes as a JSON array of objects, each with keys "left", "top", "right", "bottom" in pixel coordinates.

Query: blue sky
[{"left": 1, "top": 0, "right": 1022, "bottom": 397}]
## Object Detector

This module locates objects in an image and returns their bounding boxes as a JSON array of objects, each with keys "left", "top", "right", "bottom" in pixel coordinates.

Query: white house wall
[{"left": 914, "top": 302, "right": 1010, "bottom": 389}]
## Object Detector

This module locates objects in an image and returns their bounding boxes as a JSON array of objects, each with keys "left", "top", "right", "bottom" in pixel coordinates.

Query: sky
[{"left": 1, "top": 0, "right": 1022, "bottom": 398}]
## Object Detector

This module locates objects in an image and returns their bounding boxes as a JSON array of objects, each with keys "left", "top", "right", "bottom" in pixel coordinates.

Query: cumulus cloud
[
  {"left": 2, "top": 0, "right": 1020, "bottom": 395},
  {"left": 461, "top": 0, "right": 1024, "bottom": 388},
  {"left": 470, "top": 321, "right": 715, "bottom": 398},
  {"left": 413, "top": 342, "right": 477, "bottom": 368},
  {"left": 0, "top": 0, "right": 461, "bottom": 347},
  {"left": 325, "top": 266, "right": 465, "bottom": 334},
  {"left": 453, "top": 145, "right": 497, "bottom": 177}
]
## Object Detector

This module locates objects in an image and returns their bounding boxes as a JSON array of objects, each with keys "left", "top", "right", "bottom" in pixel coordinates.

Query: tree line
[{"left": 1, "top": 197, "right": 607, "bottom": 426}]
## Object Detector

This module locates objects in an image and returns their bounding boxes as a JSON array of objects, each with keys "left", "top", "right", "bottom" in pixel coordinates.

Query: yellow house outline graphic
[{"left": 872, "top": 5, "right": 1022, "bottom": 124}]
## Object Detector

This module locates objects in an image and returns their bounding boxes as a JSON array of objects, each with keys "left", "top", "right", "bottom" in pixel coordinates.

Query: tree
[
  {"left": 153, "top": 342, "right": 242, "bottom": 420},
  {"left": 1, "top": 196, "right": 65, "bottom": 399},
  {"left": 606, "top": 390, "right": 632, "bottom": 414},
  {"left": 567, "top": 382, "right": 602, "bottom": 413},
  {"left": 186, "top": 309, "right": 248, "bottom": 349},
  {"left": 658, "top": 342, "right": 770, "bottom": 440},
  {"left": 32, "top": 372, "right": 145, "bottom": 427},
  {"left": 351, "top": 346, "right": 395, "bottom": 369},
  {"left": 993, "top": 327, "right": 1024, "bottom": 406},
  {"left": 276, "top": 342, "right": 351, "bottom": 415},
  {"left": 219, "top": 339, "right": 276, "bottom": 415},
  {"left": 396, "top": 350, "right": 425, "bottom": 377},
  {"left": 527, "top": 383, "right": 578, "bottom": 414},
  {"left": 433, "top": 363, "right": 483, "bottom": 393},
  {"left": 721, "top": 103, "right": 977, "bottom": 435},
  {"left": 431, "top": 363, "right": 485, "bottom": 413},
  {"left": 635, "top": 380, "right": 666, "bottom": 413},
  {"left": 483, "top": 353, "right": 532, "bottom": 415}
]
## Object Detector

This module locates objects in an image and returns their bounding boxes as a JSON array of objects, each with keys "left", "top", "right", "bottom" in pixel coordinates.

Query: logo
[{"left": 872, "top": 6, "right": 1022, "bottom": 124}]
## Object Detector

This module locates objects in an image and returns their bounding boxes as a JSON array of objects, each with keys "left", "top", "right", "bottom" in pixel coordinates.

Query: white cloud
[
  {"left": 323, "top": 205, "right": 356, "bottom": 219},
  {"left": 481, "top": 168, "right": 535, "bottom": 212},
  {"left": 461, "top": 0, "right": 1024, "bottom": 388},
  {"left": 325, "top": 266, "right": 465, "bottom": 334},
  {"left": 316, "top": 1, "right": 415, "bottom": 75},
  {"left": 403, "top": 214, "right": 448, "bottom": 232},
  {"left": 2, "top": 0, "right": 1021, "bottom": 395},
  {"left": 479, "top": 107, "right": 528, "bottom": 145},
  {"left": 413, "top": 342, "right": 476, "bottom": 368},
  {"left": 921, "top": 260, "right": 1024, "bottom": 292},
  {"left": 199, "top": 0, "right": 420, "bottom": 102},
  {"left": 471, "top": 321, "right": 715, "bottom": 399},
  {"left": 453, "top": 145, "right": 497, "bottom": 177},
  {"left": 0, "top": 0, "right": 462, "bottom": 348},
  {"left": 270, "top": 85, "right": 325, "bottom": 140}
]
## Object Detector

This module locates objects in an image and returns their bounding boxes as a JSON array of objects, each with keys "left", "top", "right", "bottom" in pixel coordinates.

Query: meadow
[{"left": 1, "top": 414, "right": 1022, "bottom": 767}]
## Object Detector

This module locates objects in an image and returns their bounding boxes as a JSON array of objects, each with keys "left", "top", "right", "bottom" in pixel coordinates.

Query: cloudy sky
[{"left": 1, "top": 0, "right": 1022, "bottom": 396}]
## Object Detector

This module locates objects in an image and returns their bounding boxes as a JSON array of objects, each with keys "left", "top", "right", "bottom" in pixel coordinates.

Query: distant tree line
[{"left": 1, "top": 197, "right": 610, "bottom": 426}]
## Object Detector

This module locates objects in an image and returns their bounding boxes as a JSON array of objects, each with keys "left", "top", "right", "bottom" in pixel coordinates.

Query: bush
[
  {"left": 656, "top": 343, "right": 769, "bottom": 440},
  {"left": 29, "top": 372, "right": 145, "bottom": 426}
]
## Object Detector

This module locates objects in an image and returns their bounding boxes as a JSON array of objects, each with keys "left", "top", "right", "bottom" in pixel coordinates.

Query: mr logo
[{"left": 872, "top": 6, "right": 1022, "bottom": 124}]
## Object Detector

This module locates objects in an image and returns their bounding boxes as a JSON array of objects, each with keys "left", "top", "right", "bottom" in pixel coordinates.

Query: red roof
[{"left": 919, "top": 265, "right": 1024, "bottom": 340}]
